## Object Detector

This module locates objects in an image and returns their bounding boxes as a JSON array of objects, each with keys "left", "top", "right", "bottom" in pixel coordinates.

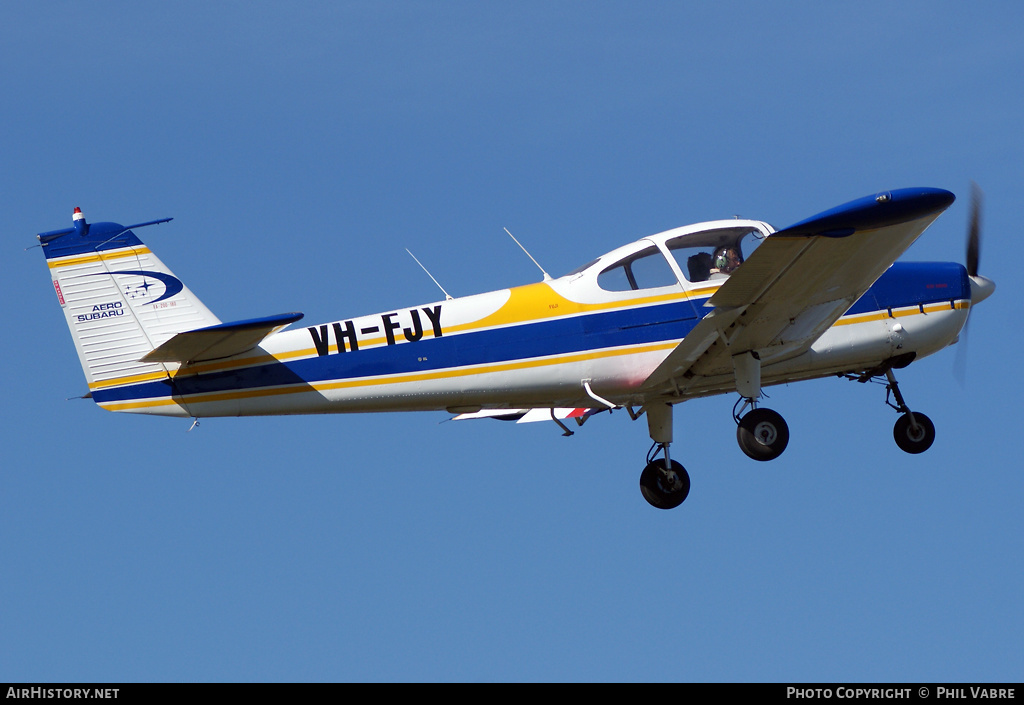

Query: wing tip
[{"left": 774, "top": 187, "right": 956, "bottom": 239}]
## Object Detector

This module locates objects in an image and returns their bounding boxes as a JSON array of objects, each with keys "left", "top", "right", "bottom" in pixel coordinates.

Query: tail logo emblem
[{"left": 108, "top": 270, "right": 184, "bottom": 304}]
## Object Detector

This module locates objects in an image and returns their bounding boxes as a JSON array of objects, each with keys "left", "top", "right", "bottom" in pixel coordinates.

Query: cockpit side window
[{"left": 597, "top": 246, "right": 678, "bottom": 292}]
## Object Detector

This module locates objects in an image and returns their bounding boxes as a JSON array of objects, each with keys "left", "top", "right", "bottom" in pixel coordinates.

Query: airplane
[{"left": 36, "top": 187, "right": 994, "bottom": 509}]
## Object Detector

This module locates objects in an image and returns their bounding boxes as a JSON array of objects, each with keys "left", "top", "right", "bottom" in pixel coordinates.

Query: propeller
[
  {"left": 966, "top": 181, "right": 981, "bottom": 278},
  {"left": 965, "top": 181, "right": 995, "bottom": 303},
  {"left": 955, "top": 182, "right": 996, "bottom": 385}
]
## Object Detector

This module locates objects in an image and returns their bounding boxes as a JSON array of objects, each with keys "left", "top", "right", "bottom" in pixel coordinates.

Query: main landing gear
[
  {"left": 639, "top": 448, "right": 691, "bottom": 510},
  {"left": 636, "top": 396, "right": 790, "bottom": 510},
  {"left": 728, "top": 350, "right": 789, "bottom": 462},
  {"left": 638, "top": 403, "right": 690, "bottom": 510},
  {"left": 733, "top": 398, "right": 790, "bottom": 462},
  {"left": 633, "top": 366, "right": 934, "bottom": 509}
]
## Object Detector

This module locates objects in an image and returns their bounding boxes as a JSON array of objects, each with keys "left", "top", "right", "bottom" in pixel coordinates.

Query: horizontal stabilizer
[{"left": 140, "top": 312, "right": 304, "bottom": 364}]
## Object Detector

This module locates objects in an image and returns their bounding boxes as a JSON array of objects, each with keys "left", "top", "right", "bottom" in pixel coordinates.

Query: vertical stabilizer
[{"left": 39, "top": 209, "right": 220, "bottom": 407}]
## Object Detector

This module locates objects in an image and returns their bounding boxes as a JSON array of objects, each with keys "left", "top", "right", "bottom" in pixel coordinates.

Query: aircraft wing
[
  {"left": 643, "top": 188, "right": 956, "bottom": 389},
  {"left": 140, "top": 312, "right": 304, "bottom": 363}
]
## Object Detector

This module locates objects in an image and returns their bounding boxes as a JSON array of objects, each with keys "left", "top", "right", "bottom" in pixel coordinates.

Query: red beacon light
[{"left": 72, "top": 206, "right": 88, "bottom": 235}]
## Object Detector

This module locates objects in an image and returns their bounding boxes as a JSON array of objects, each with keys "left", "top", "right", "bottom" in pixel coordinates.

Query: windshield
[{"left": 665, "top": 226, "right": 765, "bottom": 282}]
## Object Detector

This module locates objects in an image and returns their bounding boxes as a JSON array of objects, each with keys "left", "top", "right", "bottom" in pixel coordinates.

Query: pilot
[{"left": 709, "top": 246, "right": 742, "bottom": 276}]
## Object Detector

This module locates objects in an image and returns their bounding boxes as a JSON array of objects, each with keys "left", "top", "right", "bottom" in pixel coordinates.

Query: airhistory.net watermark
[{"left": 6, "top": 689, "right": 118, "bottom": 699}]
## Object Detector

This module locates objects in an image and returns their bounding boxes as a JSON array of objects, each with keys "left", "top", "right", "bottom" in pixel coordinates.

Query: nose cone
[{"left": 969, "top": 275, "right": 995, "bottom": 305}]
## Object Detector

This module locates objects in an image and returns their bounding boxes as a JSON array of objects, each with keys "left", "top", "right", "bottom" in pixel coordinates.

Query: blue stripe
[
  {"left": 40, "top": 221, "right": 144, "bottom": 260},
  {"left": 92, "top": 300, "right": 701, "bottom": 403},
  {"left": 93, "top": 260, "right": 969, "bottom": 405}
]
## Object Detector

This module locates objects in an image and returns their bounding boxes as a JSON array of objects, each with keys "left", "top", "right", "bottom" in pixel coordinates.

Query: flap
[
  {"left": 140, "top": 312, "right": 304, "bottom": 363},
  {"left": 451, "top": 407, "right": 591, "bottom": 423}
]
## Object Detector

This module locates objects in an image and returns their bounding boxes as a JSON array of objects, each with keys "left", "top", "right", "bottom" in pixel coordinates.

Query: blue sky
[{"left": 2, "top": 1, "right": 1022, "bottom": 682}]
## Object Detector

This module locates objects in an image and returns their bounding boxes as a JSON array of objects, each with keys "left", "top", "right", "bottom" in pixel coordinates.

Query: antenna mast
[
  {"left": 405, "top": 249, "right": 453, "bottom": 300},
  {"left": 504, "top": 227, "right": 551, "bottom": 281}
]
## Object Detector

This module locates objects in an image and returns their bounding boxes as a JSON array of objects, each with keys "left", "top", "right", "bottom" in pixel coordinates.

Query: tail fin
[{"left": 39, "top": 208, "right": 220, "bottom": 402}]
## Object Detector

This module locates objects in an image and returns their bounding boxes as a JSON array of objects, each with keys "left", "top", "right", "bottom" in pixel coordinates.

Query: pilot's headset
[{"left": 713, "top": 247, "right": 730, "bottom": 271}]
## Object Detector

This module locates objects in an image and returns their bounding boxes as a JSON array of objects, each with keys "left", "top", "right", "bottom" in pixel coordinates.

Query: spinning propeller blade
[
  {"left": 955, "top": 182, "right": 995, "bottom": 385},
  {"left": 966, "top": 181, "right": 982, "bottom": 278}
]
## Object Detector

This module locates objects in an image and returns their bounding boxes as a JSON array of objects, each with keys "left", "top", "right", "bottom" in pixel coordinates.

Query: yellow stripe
[
  {"left": 96, "top": 298, "right": 969, "bottom": 393},
  {"left": 311, "top": 341, "right": 678, "bottom": 393},
  {"left": 47, "top": 246, "right": 152, "bottom": 269},
  {"left": 444, "top": 281, "right": 708, "bottom": 335},
  {"left": 99, "top": 340, "right": 680, "bottom": 412},
  {"left": 99, "top": 296, "right": 970, "bottom": 410},
  {"left": 98, "top": 398, "right": 182, "bottom": 411},
  {"left": 834, "top": 300, "right": 969, "bottom": 326},
  {"left": 89, "top": 370, "right": 169, "bottom": 390},
  {"left": 169, "top": 283, "right": 716, "bottom": 379}
]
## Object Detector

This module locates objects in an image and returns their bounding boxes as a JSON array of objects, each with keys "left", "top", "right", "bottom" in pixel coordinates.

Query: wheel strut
[
  {"left": 646, "top": 404, "right": 677, "bottom": 483},
  {"left": 883, "top": 369, "right": 936, "bottom": 454},
  {"left": 732, "top": 395, "right": 757, "bottom": 425},
  {"left": 884, "top": 369, "right": 921, "bottom": 434},
  {"left": 639, "top": 403, "right": 691, "bottom": 509}
]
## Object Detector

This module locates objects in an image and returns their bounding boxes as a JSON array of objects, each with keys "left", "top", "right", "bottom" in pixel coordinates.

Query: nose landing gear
[
  {"left": 884, "top": 369, "right": 935, "bottom": 454},
  {"left": 843, "top": 363, "right": 937, "bottom": 454},
  {"left": 893, "top": 412, "right": 936, "bottom": 453}
]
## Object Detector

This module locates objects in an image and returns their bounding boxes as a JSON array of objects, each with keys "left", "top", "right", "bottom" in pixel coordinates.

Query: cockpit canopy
[
  {"left": 664, "top": 225, "right": 766, "bottom": 283},
  {"left": 566, "top": 221, "right": 772, "bottom": 293}
]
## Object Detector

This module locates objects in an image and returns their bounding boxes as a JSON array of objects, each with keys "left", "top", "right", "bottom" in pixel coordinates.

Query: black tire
[
  {"left": 736, "top": 408, "right": 790, "bottom": 461},
  {"left": 639, "top": 459, "right": 691, "bottom": 510},
  {"left": 893, "top": 412, "right": 935, "bottom": 454}
]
